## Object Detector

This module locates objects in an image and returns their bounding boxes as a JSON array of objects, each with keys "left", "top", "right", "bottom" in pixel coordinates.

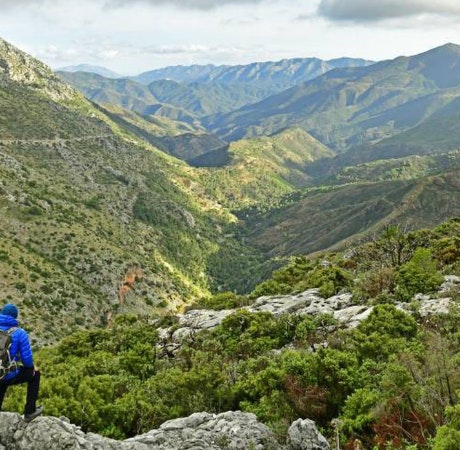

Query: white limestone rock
[
  {"left": 0, "top": 411, "right": 330, "bottom": 450},
  {"left": 287, "top": 418, "right": 330, "bottom": 450}
]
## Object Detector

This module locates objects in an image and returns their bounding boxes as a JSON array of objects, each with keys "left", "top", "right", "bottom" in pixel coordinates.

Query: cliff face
[{"left": 0, "top": 411, "right": 329, "bottom": 450}]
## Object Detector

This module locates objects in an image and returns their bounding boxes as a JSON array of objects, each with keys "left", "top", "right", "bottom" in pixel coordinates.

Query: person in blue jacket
[{"left": 0, "top": 303, "right": 42, "bottom": 421}]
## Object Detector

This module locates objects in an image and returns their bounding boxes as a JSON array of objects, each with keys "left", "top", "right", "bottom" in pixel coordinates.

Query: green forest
[{"left": 4, "top": 218, "right": 460, "bottom": 449}]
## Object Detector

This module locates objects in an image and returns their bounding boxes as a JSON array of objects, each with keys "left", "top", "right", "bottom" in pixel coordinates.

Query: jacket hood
[{"left": 0, "top": 313, "right": 19, "bottom": 328}]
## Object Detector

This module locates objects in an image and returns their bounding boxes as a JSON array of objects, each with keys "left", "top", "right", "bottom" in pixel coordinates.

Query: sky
[{"left": 1, "top": 0, "right": 460, "bottom": 75}]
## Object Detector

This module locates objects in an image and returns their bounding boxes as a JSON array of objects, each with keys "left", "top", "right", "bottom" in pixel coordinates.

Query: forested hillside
[
  {"left": 0, "top": 37, "right": 269, "bottom": 343},
  {"left": 243, "top": 170, "right": 460, "bottom": 257},
  {"left": 195, "top": 127, "right": 333, "bottom": 209}
]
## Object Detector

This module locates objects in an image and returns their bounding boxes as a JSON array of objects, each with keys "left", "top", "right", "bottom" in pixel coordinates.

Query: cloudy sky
[{"left": 1, "top": 0, "right": 460, "bottom": 75}]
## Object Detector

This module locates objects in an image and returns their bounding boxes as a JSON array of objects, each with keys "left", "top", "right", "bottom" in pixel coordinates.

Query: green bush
[{"left": 395, "top": 247, "right": 443, "bottom": 301}]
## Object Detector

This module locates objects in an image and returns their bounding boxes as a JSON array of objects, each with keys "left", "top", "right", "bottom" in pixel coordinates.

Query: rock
[
  {"left": 417, "top": 297, "right": 452, "bottom": 316},
  {"left": 0, "top": 413, "right": 118, "bottom": 450},
  {"left": 287, "top": 419, "right": 330, "bottom": 450},
  {"left": 158, "top": 274, "right": 460, "bottom": 353},
  {"left": 333, "top": 305, "right": 373, "bottom": 328},
  {"left": 439, "top": 275, "right": 460, "bottom": 293},
  {"left": 294, "top": 292, "right": 354, "bottom": 317},
  {"left": 0, "top": 37, "right": 77, "bottom": 101},
  {"left": 0, "top": 411, "right": 330, "bottom": 450},
  {"left": 129, "top": 411, "right": 281, "bottom": 450},
  {"left": 178, "top": 309, "right": 235, "bottom": 331},
  {"left": 160, "top": 289, "right": 364, "bottom": 350},
  {"left": 249, "top": 289, "right": 324, "bottom": 315}
]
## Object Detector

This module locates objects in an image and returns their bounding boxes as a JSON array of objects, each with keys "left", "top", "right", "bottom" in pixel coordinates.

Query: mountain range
[
  {"left": 2, "top": 37, "right": 460, "bottom": 342},
  {"left": 130, "top": 57, "right": 373, "bottom": 86},
  {"left": 57, "top": 56, "right": 374, "bottom": 123},
  {"left": 57, "top": 41, "right": 460, "bottom": 260},
  {"left": 208, "top": 43, "right": 460, "bottom": 149},
  {"left": 58, "top": 44, "right": 460, "bottom": 166}
]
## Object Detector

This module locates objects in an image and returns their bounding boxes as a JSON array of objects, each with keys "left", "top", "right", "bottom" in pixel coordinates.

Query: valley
[
  {"left": 2, "top": 37, "right": 460, "bottom": 345},
  {"left": 2, "top": 35, "right": 460, "bottom": 448}
]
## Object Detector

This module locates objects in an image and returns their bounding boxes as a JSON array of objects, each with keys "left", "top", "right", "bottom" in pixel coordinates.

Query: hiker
[{"left": 0, "top": 303, "right": 42, "bottom": 421}]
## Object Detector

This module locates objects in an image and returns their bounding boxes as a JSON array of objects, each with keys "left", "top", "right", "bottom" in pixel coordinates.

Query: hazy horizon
[{"left": 1, "top": 0, "right": 460, "bottom": 75}]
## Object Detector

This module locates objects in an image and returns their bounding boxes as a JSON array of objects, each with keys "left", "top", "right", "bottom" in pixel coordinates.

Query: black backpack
[{"left": 0, "top": 327, "right": 18, "bottom": 380}]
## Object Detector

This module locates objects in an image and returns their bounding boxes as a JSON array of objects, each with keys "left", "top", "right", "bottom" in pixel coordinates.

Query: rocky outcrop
[
  {"left": 0, "top": 37, "right": 78, "bottom": 100},
  {"left": 0, "top": 411, "right": 330, "bottom": 450},
  {"left": 158, "top": 289, "right": 361, "bottom": 347},
  {"left": 159, "top": 275, "right": 459, "bottom": 349}
]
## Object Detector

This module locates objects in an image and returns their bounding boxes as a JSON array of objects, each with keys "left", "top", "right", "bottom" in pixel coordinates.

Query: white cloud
[
  {"left": 105, "top": 0, "right": 265, "bottom": 9},
  {"left": 318, "top": 0, "right": 460, "bottom": 22},
  {"left": 36, "top": 39, "right": 120, "bottom": 63},
  {"left": 0, "top": 0, "right": 266, "bottom": 10},
  {"left": 0, "top": 0, "right": 43, "bottom": 7},
  {"left": 1, "top": 0, "right": 459, "bottom": 74}
]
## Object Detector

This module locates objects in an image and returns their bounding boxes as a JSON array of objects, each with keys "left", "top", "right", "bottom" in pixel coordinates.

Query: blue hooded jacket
[{"left": 0, "top": 313, "right": 34, "bottom": 381}]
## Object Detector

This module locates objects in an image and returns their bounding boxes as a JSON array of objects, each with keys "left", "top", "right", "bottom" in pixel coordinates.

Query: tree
[{"left": 375, "top": 224, "right": 420, "bottom": 268}]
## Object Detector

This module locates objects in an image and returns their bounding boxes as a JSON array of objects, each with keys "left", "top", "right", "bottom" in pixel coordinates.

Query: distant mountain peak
[
  {"left": 414, "top": 42, "right": 460, "bottom": 58},
  {"left": 57, "top": 63, "right": 122, "bottom": 79},
  {"left": 406, "top": 42, "right": 460, "bottom": 88},
  {"left": 0, "top": 37, "right": 77, "bottom": 101},
  {"left": 438, "top": 42, "right": 460, "bottom": 51}
]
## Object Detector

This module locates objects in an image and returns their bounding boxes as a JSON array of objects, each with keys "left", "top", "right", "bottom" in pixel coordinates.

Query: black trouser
[{"left": 0, "top": 367, "right": 40, "bottom": 415}]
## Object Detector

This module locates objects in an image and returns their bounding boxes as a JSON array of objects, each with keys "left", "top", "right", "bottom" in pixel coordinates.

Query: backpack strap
[{"left": 6, "top": 327, "right": 18, "bottom": 335}]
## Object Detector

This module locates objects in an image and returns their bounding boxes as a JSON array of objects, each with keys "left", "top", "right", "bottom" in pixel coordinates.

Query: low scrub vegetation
[{"left": 4, "top": 219, "right": 460, "bottom": 449}]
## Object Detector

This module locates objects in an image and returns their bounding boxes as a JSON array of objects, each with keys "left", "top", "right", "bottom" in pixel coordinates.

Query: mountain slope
[
  {"left": 54, "top": 77, "right": 231, "bottom": 165},
  {"left": 208, "top": 43, "right": 460, "bottom": 149},
  {"left": 0, "top": 37, "right": 265, "bottom": 342},
  {"left": 57, "top": 71, "right": 160, "bottom": 115},
  {"left": 147, "top": 79, "right": 274, "bottom": 116},
  {"left": 304, "top": 98, "right": 460, "bottom": 180},
  {"left": 97, "top": 104, "right": 229, "bottom": 164},
  {"left": 196, "top": 127, "right": 334, "bottom": 209},
  {"left": 244, "top": 170, "right": 460, "bottom": 257}
]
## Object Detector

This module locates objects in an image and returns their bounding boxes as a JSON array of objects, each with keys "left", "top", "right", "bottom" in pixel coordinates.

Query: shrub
[{"left": 395, "top": 248, "right": 443, "bottom": 301}]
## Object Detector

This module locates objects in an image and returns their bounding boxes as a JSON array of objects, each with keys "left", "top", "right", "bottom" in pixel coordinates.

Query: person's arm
[{"left": 17, "top": 329, "right": 34, "bottom": 368}]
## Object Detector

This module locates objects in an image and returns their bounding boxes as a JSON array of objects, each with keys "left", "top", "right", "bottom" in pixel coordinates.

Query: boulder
[
  {"left": 129, "top": 411, "right": 281, "bottom": 449},
  {"left": 0, "top": 410, "right": 330, "bottom": 450},
  {"left": 287, "top": 419, "right": 330, "bottom": 450}
]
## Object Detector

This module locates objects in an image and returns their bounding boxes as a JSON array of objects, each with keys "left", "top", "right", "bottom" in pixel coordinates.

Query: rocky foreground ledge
[{"left": 0, "top": 410, "right": 330, "bottom": 450}]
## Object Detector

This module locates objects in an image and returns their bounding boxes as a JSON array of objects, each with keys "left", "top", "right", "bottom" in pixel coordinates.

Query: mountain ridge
[
  {"left": 130, "top": 56, "right": 375, "bottom": 85},
  {"left": 57, "top": 63, "right": 122, "bottom": 78},
  {"left": 208, "top": 43, "right": 460, "bottom": 148}
]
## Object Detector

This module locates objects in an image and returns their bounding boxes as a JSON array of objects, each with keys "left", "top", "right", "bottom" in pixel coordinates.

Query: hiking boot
[{"left": 24, "top": 405, "right": 43, "bottom": 422}]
